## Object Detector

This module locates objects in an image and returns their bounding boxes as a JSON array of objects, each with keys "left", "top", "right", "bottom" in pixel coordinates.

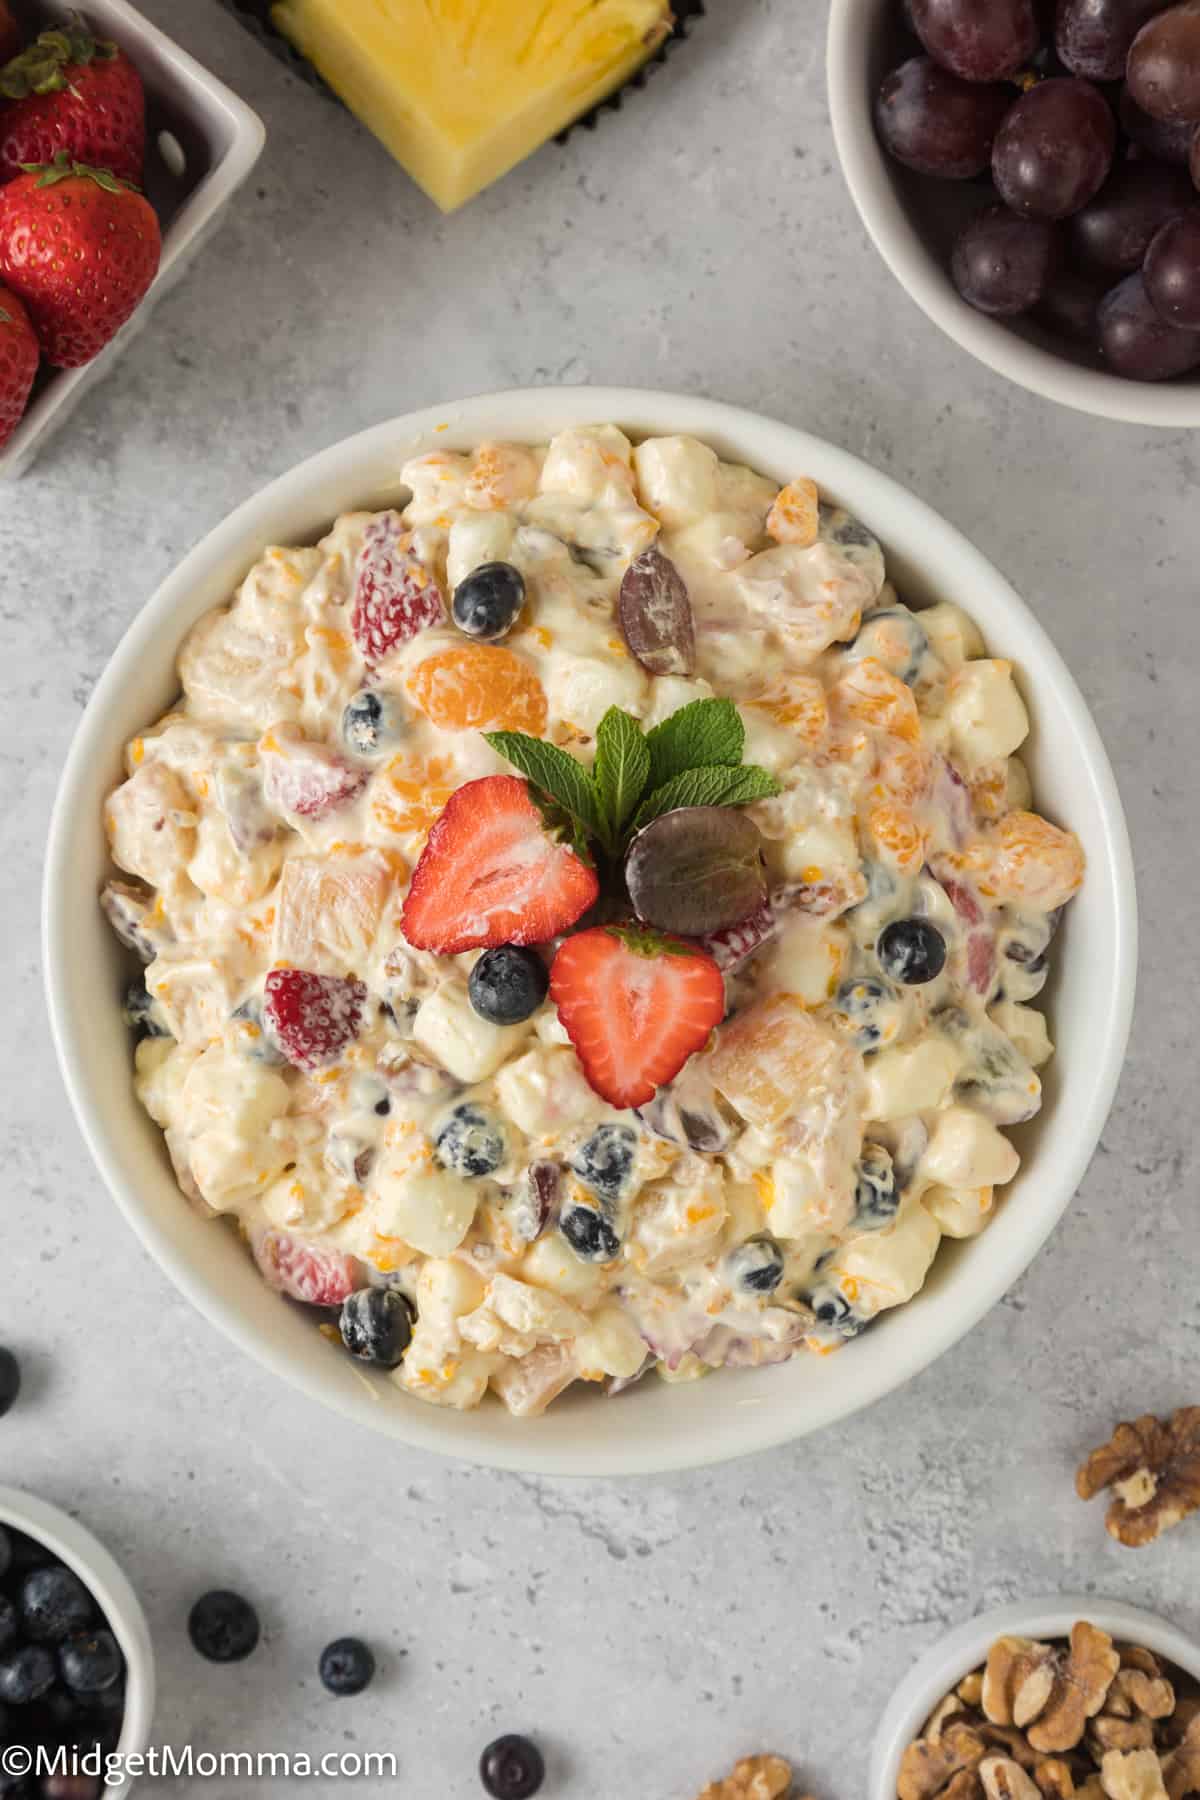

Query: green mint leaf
[
  {"left": 592, "top": 707, "right": 650, "bottom": 851},
  {"left": 645, "top": 698, "right": 744, "bottom": 791},
  {"left": 483, "top": 731, "right": 600, "bottom": 840},
  {"left": 632, "top": 763, "right": 781, "bottom": 831}
]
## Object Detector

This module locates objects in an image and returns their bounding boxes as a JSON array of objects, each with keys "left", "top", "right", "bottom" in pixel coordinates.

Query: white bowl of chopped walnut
[{"left": 871, "top": 1600, "right": 1200, "bottom": 1800}]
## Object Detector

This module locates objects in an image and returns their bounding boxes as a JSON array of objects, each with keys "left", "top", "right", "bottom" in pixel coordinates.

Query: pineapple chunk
[{"left": 271, "top": 0, "right": 674, "bottom": 212}]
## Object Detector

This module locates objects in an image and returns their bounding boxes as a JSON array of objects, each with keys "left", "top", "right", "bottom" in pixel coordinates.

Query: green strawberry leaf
[
  {"left": 644, "top": 698, "right": 744, "bottom": 791},
  {"left": 632, "top": 763, "right": 781, "bottom": 831},
  {"left": 484, "top": 730, "right": 601, "bottom": 842},
  {"left": 606, "top": 923, "right": 694, "bottom": 959},
  {"left": 592, "top": 707, "right": 650, "bottom": 852}
]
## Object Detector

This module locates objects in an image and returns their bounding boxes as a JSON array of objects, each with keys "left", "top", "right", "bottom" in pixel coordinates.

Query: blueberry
[
  {"left": 0, "top": 1595, "right": 15, "bottom": 1654},
  {"left": 560, "top": 1204, "right": 620, "bottom": 1263},
  {"left": 0, "top": 1526, "right": 10, "bottom": 1579},
  {"left": 0, "top": 1644, "right": 57, "bottom": 1704},
  {"left": 122, "top": 980, "right": 171, "bottom": 1040},
  {"left": 187, "top": 1591, "right": 260, "bottom": 1664},
  {"left": 569, "top": 1123, "right": 637, "bottom": 1204},
  {"left": 230, "top": 995, "right": 288, "bottom": 1065},
  {"left": 806, "top": 1285, "right": 866, "bottom": 1340},
  {"left": 20, "top": 1568, "right": 93, "bottom": 1646},
  {"left": 468, "top": 946, "right": 548, "bottom": 1026},
  {"left": 58, "top": 1631, "right": 121, "bottom": 1696},
  {"left": 5, "top": 1533, "right": 50, "bottom": 1576},
  {"left": 831, "top": 975, "right": 902, "bottom": 1052},
  {"left": 339, "top": 1287, "right": 414, "bottom": 1369},
  {"left": 342, "top": 690, "right": 403, "bottom": 759},
  {"left": 876, "top": 918, "right": 947, "bottom": 986},
  {"left": 479, "top": 1734, "right": 545, "bottom": 1800},
  {"left": 318, "top": 1637, "right": 375, "bottom": 1696},
  {"left": 846, "top": 605, "right": 930, "bottom": 685},
  {"left": 853, "top": 1144, "right": 899, "bottom": 1230},
  {"left": 452, "top": 562, "right": 526, "bottom": 642},
  {"left": 0, "top": 1348, "right": 20, "bottom": 1418},
  {"left": 434, "top": 1104, "right": 506, "bottom": 1179},
  {"left": 727, "top": 1236, "right": 785, "bottom": 1295}
]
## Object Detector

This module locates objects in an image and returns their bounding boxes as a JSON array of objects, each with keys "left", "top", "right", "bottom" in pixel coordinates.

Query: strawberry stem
[
  {"left": 0, "top": 13, "right": 116, "bottom": 99},
  {"left": 20, "top": 151, "right": 136, "bottom": 194},
  {"left": 606, "top": 923, "right": 693, "bottom": 959}
]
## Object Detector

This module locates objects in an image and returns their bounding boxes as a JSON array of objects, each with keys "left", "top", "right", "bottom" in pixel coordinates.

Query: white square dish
[{"left": 0, "top": 0, "right": 265, "bottom": 478}]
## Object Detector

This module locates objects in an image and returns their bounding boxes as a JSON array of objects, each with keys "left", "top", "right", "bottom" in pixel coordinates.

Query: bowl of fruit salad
[
  {"left": 43, "top": 387, "right": 1136, "bottom": 1475},
  {"left": 0, "top": 1485, "right": 155, "bottom": 1798},
  {"left": 828, "top": 0, "right": 1200, "bottom": 425}
]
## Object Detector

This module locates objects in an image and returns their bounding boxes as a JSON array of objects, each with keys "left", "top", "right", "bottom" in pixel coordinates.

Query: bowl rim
[
  {"left": 869, "top": 1594, "right": 1200, "bottom": 1797},
  {"left": 42, "top": 385, "right": 1138, "bottom": 1476},
  {"left": 0, "top": 1484, "right": 156, "bottom": 1798},
  {"left": 825, "top": 0, "right": 1200, "bottom": 429}
]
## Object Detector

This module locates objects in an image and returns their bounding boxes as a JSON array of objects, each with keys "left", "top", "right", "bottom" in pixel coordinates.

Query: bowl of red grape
[{"left": 827, "top": 0, "right": 1200, "bottom": 422}]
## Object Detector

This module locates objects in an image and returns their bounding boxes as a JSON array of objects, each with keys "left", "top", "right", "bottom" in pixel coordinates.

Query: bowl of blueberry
[
  {"left": 0, "top": 1485, "right": 154, "bottom": 1799},
  {"left": 828, "top": 0, "right": 1200, "bottom": 423}
]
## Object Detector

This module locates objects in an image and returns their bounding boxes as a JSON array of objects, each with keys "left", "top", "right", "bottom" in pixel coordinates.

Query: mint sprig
[{"left": 484, "top": 697, "right": 780, "bottom": 861}]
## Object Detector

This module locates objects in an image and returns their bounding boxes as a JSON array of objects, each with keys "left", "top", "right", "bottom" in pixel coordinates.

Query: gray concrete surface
[{"left": 4, "top": 1, "right": 1199, "bottom": 1794}]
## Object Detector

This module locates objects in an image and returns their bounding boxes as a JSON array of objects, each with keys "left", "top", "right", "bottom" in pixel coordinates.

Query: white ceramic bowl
[
  {"left": 0, "top": 1485, "right": 155, "bottom": 1798},
  {"left": 871, "top": 1596, "right": 1200, "bottom": 1798},
  {"left": 0, "top": 0, "right": 265, "bottom": 480},
  {"left": 43, "top": 386, "right": 1137, "bottom": 1477},
  {"left": 826, "top": 0, "right": 1200, "bottom": 428}
]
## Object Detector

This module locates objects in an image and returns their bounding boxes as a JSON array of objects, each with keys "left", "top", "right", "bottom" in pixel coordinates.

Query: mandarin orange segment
[
  {"left": 748, "top": 675, "right": 829, "bottom": 745},
  {"left": 707, "top": 993, "right": 853, "bottom": 1129},
  {"left": 466, "top": 441, "right": 540, "bottom": 510},
  {"left": 966, "top": 809, "right": 1085, "bottom": 912},
  {"left": 865, "top": 801, "right": 926, "bottom": 873},
  {"left": 969, "top": 763, "right": 1010, "bottom": 822},
  {"left": 831, "top": 656, "right": 921, "bottom": 745},
  {"left": 371, "top": 755, "right": 456, "bottom": 839},
  {"left": 871, "top": 741, "right": 931, "bottom": 807},
  {"left": 406, "top": 644, "right": 548, "bottom": 735},
  {"left": 766, "top": 477, "right": 820, "bottom": 548}
]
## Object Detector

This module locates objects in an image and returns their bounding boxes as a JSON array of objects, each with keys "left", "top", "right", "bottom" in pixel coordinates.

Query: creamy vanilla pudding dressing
[{"left": 101, "top": 427, "right": 1084, "bottom": 1417}]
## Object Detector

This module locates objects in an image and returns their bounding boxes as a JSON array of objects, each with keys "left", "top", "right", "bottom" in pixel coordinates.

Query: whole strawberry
[
  {"left": 0, "top": 155, "right": 160, "bottom": 367},
  {"left": 0, "top": 16, "right": 145, "bottom": 186},
  {"left": 0, "top": 281, "right": 37, "bottom": 447}
]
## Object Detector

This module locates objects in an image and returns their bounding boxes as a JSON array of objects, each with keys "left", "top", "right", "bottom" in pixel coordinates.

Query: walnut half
[
  {"left": 696, "top": 1755, "right": 806, "bottom": 1800},
  {"left": 1077, "top": 1409, "right": 1200, "bottom": 1547}
]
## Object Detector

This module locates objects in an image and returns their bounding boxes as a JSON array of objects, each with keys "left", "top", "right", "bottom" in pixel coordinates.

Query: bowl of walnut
[{"left": 871, "top": 1599, "right": 1200, "bottom": 1800}]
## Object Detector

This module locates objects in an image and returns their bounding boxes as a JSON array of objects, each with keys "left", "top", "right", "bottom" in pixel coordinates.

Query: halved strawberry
[
  {"left": 260, "top": 728, "right": 367, "bottom": 821},
  {"left": 401, "top": 774, "right": 598, "bottom": 955},
  {"left": 252, "top": 1230, "right": 362, "bottom": 1307},
  {"left": 550, "top": 925, "right": 725, "bottom": 1109},
  {"left": 351, "top": 514, "right": 443, "bottom": 665},
  {"left": 263, "top": 968, "right": 367, "bottom": 1070}
]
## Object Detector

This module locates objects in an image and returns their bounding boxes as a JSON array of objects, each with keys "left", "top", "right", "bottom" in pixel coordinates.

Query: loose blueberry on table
[
  {"left": 318, "top": 1636, "right": 375, "bottom": 1696},
  {"left": 0, "top": 1348, "right": 19, "bottom": 1418},
  {"left": 479, "top": 1733, "right": 545, "bottom": 1800},
  {"left": 187, "top": 1589, "right": 260, "bottom": 1663}
]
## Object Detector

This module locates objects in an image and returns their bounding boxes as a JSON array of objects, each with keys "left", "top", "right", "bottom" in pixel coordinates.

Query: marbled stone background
[{"left": 4, "top": 1, "right": 1198, "bottom": 1793}]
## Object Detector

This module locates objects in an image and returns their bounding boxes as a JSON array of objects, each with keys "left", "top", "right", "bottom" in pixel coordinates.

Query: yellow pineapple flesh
[{"left": 272, "top": 0, "right": 675, "bottom": 211}]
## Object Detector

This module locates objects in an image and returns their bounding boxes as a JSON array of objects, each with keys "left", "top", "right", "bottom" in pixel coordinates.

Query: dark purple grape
[
  {"left": 951, "top": 203, "right": 1060, "bottom": 311},
  {"left": 625, "top": 807, "right": 767, "bottom": 936},
  {"left": 1192, "top": 119, "right": 1200, "bottom": 181},
  {"left": 1068, "top": 155, "right": 1195, "bottom": 266},
  {"left": 993, "top": 78, "right": 1116, "bottom": 217},
  {"left": 1119, "top": 83, "right": 1199, "bottom": 155},
  {"left": 875, "top": 56, "right": 1015, "bottom": 176},
  {"left": 1127, "top": 2, "right": 1200, "bottom": 122},
  {"left": 910, "top": 0, "right": 1040, "bottom": 81},
  {"left": 1144, "top": 207, "right": 1200, "bottom": 321},
  {"left": 1036, "top": 263, "right": 1110, "bottom": 335},
  {"left": 1097, "top": 268, "right": 1200, "bottom": 370},
  {"left": 1055, "top": 0, "right": 1169, "bottom": 79},
  {"left": 617, "top": 543, "right": 694, "bottom": 677}
]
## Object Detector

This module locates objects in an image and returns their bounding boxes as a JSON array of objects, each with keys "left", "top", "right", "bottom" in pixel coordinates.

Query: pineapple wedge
[{"left": 271, "top": 0, "right": 675, "bottom": 212}]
